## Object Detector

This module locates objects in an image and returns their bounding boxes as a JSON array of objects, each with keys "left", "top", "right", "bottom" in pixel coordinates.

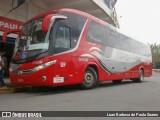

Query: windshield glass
[{"left": 13, "top": 18, "right": 49, "bottom": 62}]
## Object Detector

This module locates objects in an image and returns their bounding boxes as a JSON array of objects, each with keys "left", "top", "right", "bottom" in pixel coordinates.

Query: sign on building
[{"left": 0, "top": 16, "right": 24, "bottom": 32}]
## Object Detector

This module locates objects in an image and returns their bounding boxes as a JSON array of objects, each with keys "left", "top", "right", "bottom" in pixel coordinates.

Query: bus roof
[
  {"left": 27, "top": 8, "right": 107, "bottom": 26},
  {"left": 26, "top": 8, "right": 149, "bottom": 47}
]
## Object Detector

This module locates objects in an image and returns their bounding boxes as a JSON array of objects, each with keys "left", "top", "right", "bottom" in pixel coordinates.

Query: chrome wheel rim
[{"left": 84, "top": 72, "right": 94, "bottom": 84}]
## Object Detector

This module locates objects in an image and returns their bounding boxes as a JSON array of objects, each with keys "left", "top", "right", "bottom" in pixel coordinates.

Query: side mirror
[
  {"left": 2, "top": 30, "right": 21, "bottom": 43},
  {"left": 42, "top": 14, "right": 67, "bottom": 32}
]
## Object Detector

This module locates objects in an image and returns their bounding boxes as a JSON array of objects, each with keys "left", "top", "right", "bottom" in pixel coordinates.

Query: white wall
[
  {"left": 0, "top": 0, "right": 46, "bottom": 22},
  {"left": 0, "top": 0, "right": 46, "bottom": 37}
]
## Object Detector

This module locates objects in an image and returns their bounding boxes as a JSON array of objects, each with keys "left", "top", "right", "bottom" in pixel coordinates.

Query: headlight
[
  {"left": 32, "top": 60, "right": 57, "bottom": 72},
  {"left": 12, "top": 60, "right": 57, "bottom": 75}
]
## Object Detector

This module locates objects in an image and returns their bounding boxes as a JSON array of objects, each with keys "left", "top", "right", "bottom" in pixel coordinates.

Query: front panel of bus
[{"left": 9, "top": 11, "right": 87, "bottom": 86}]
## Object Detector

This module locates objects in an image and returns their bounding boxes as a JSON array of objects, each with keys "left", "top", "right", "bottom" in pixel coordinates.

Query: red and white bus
[{"left": 8, "top": 8, "right": 152, "bottom": 89}]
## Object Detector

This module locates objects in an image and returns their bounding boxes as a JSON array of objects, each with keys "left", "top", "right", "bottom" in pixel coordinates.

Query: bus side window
[
  {"left": 105, "top": 26, "right": 110, "bottom": 46},
  {"left": 109, "top": 29, "right": 119, "bottom": 48},
  {"left": 59, "top": 11, "right": 87, "bottom": 48},
  {"left": 86, "top": 22, "right": 106, "bottom": 45},
  {"left": 119, "top": 34, "right": 130, "bottom": 51},
  {"left": 55, "top": 26, "right": 71, "bottom": 48},
  {"left": 71, "top": 29, "right": 79, "bottom": 48}
]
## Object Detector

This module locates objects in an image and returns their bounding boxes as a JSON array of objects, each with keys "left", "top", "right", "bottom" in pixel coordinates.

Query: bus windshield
[{"left": 13, "top": 18, "right": 49, "bottom": 62}]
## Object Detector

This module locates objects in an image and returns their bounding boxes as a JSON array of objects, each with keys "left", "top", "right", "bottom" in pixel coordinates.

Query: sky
[{"left": 115, "top": 0, "right": 160, "bottom": 45}]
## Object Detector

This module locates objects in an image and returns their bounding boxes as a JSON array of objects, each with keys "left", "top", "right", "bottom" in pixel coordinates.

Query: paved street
[{"left": 0, "top": 73, "right": 160, "bottom": 120}]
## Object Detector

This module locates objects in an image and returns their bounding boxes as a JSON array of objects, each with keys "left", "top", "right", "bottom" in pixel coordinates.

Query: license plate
[{"left": 53, "top": 77, "right": 64, "bottom": 83}]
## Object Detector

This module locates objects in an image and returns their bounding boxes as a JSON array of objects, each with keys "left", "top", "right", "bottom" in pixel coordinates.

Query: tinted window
[
  {"left": 55, "top": 26, "right": 71, "bottom": 48},
  {"left": 87, "top": 22, "right": 106, "bottom": 44},
  {"left": 119, "top": 34, "right": 132, "bottom": 52},
  {"left": 59, "top": 12, "right": 87, "bottom": 48},
  {"left": 106, "top": 27, "right": 148, "bottom": 56},
  {"left": 108, "top": 29, "right": 119, "bottom": 48}
]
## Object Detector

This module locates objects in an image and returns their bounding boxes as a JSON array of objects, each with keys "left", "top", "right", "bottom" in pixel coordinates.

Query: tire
[
  {"left": 133, "top": 70, "right": 144, "bottom": 83},
  {"left": 112, "top": 80, "right": 122, "bottom": 84},
  {"left": 80, "top": 67, "right": 98, "bottom": 89}
]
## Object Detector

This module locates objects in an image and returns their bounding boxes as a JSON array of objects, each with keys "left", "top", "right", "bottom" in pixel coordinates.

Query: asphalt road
[{"left": 0, "top": 73, "right": 160, "bottom": 120}]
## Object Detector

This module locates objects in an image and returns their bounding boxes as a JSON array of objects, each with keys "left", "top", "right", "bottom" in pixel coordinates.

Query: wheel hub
[{"left": 85, "top": 73, "right": 93, "bottom": 84}]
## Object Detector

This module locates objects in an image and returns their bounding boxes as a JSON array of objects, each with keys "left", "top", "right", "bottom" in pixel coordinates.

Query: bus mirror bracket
[{"left": 42, "top": 14, "right": 67, "bottom": 32}]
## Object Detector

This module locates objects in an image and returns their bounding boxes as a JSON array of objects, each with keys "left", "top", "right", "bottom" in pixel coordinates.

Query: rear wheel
[
  {"left": 133, "top": 70, "right": 144, "bottom": 83},
  {"left": 80, "top": 67, "right": 98, "bottom": 89}
]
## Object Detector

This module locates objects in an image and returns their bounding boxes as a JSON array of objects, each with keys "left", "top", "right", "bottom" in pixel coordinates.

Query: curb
[
  {"left": 152, "top": 69, "right": 160, "bottom": 73},
  {"left": 0, "top": 86, "right": 29, "bottom": 94}
]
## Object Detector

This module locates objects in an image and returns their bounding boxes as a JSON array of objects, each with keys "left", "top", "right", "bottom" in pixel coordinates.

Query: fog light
[{"left": 42, "top": 76, "right": 46, "bottom": 81}]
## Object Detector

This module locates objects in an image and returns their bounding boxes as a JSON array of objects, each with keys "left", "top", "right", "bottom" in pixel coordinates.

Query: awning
[{"left": 30, "top": 0, "right": 116, "bottom": 26}]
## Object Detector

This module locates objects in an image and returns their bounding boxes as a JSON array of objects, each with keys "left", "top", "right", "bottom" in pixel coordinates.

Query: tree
[{"left": 149, "top": 43, "right": 160, "bottom": 69}]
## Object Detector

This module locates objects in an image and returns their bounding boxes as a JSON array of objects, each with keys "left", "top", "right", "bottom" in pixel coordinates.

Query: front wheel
[
  {"left": 133, "top": 70, "right": 144, "bottom": 83},
  {"left": 80, "top": 67, "right": 98, "bottom": 89}
]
